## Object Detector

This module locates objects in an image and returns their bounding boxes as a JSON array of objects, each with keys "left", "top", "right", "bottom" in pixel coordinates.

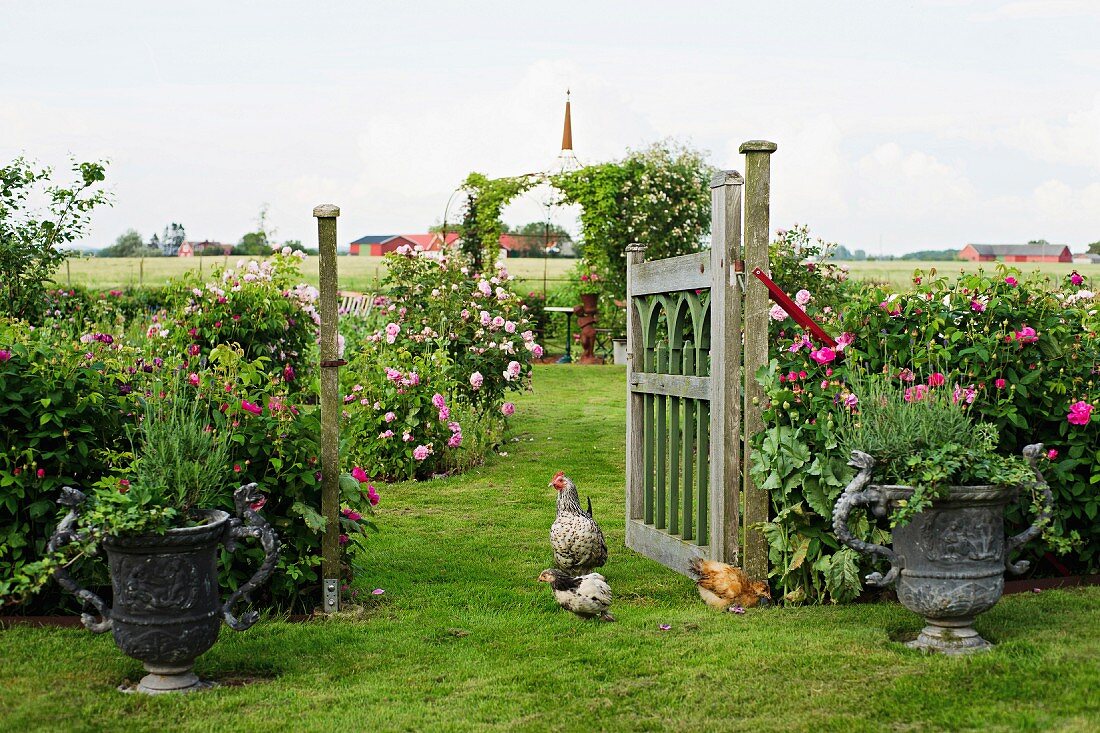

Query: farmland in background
[{"left": 53, "top": 255, "right": 1100, "bottom": 294}]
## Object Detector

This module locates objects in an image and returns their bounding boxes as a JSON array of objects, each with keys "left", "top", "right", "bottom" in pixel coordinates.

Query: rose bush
[
  {"left": 1, "top": 250, "right": 380, "bottom": 613},
  {"left": 164, "top": 249, "right": 318, "bottom": 384},
  {"left": 752, "top": 228, "right": 1098, "bottom": 604},
  {"left": 336, "top": 246, "right": 540, "bottom": 480}
]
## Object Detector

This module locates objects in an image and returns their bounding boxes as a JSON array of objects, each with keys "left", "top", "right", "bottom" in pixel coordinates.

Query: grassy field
[
  {"left": 1, "top": 366, "right": 1097, "bottom": 732},
  {"left": 54, "top": 255, "right": 577, "bottom": 293},
  {"left": 55, "top": 255, "right": 1100, "bottom": 294}
]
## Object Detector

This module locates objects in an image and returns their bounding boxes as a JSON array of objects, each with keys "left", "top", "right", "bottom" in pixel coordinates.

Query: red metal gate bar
[{"left": 751, "top": 267, "right": 837, "bottom": 348}]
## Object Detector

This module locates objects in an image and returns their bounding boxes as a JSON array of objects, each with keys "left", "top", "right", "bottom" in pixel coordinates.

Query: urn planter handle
[
  {"left": 221, "top": 483, "right": 281, "bottom": 631},
  {"left": 831, "top": 451, "right": 902, "bottom": 587},
  {"left": 1005, "top": 444, "right": 1056, "bottom": 575},
  {"left": 46, "top": 487, "right": 113, "bottom": 633}
]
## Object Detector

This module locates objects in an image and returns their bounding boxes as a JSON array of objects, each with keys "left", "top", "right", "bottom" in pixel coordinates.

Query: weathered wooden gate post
[
  {"left": 625, "top": 242, "right": 647, "bottom": 528},
  {"left": 709, "top": 171, "right": 744, "bottom": 564},
  {"left": 739, "top": 140, "right": 777, "bottom": 581},
  {"left": 314, "top": 203, "right": 342, "bottom": 614}
]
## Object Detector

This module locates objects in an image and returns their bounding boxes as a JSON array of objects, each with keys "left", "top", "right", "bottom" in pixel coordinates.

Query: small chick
[
  {"left": 538, "top": 569, "right": 615, "bottom": 622},
  {"left": 689, "top": 558, "right": 771, "bottom": 611}
]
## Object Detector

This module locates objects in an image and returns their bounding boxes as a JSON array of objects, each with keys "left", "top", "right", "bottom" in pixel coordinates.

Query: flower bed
[
  {"left": 1, "top": 253, "right": 359, "bottom": 612},
  {"left": 2, "top": 246, "right": 542, "bottom": 612},
  {"left": 752, "top": 226, "right": 1098, "bottom": 604}
]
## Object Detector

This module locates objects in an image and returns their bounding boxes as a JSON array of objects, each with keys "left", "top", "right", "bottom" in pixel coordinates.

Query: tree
[
  {"left": 0, "top": 157, "right": 111, "bottom": 321},
  {"left": 99, "top": 228, "right": 161, "bottom": 257},
  {"left": 233, "top": 205, "right": 281, "bottom": 256},
  {"left": 553, "top": 140, "right": 713, "bottom": 298},
  {"left": 233, "top": 230, "right": 271, "bottom": 255},
  {"left": 1088, "top": 241, "right": 1100, "bottom": 255}
]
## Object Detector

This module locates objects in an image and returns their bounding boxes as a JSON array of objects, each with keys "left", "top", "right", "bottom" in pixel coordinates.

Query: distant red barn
[
  {"left": 348, "top": 233, "right": 459, "bottom": 256},
  {"left": 959, "top": 243, "right": 1072, "bottom": 263}
]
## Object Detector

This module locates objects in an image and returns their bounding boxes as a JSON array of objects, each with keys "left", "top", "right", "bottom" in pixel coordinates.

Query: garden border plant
[{"left": 751, "top": 226, "right": 1097, "bottom": 605}]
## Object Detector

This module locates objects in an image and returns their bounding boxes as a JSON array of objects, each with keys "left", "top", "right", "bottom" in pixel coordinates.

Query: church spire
[{"left": 561, "top": 89, "right": 573, "bottom": 151}]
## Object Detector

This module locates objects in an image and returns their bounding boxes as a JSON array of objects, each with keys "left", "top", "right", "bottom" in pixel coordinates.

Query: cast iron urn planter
[
  {"left": 47, "top": 483, "right": 280, "bottom": 693},
  {"left": 832, "top": 444, "right": 1054, "bottom": 654}
]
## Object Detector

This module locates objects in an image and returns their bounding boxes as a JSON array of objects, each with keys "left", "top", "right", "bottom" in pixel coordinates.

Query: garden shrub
[
  {"left": 164, "top": 249, "right": 318, "bottom": 384},
  {"left": 753, "top": 226, "right": 1098, "bottom": 604},
  {"left": 0, "top": 318, "right": 151, "bottom": 608},
  {"left": 1, "top": 253, "right": 380, "bottom": 613},
  {"left": 338, "top": 246, "right": 540, "bottom": 479}
]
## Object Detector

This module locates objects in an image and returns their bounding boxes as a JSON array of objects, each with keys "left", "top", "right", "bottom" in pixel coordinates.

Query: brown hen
[{"left": 689, "top": 558, "right": 771, "bottom": 611}]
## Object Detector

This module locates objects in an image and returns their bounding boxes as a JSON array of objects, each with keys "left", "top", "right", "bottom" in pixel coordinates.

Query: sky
[{"left": 2, "top": 0, "right": 1098, "bottom": 256}]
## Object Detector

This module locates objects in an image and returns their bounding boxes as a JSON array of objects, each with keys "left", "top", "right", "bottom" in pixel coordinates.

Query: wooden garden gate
[{"left": 625, "top": 141, "right": 775, "bottom": 579}]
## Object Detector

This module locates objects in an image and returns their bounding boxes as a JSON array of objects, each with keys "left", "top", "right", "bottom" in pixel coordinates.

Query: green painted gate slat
[{"left": 656, "top": 344, "right": 668, "bottom": 529}]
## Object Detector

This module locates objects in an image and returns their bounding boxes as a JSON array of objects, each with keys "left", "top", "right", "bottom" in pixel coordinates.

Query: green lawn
[{"left": 1, "top": 365, "right": 1097, "bottom": 732}]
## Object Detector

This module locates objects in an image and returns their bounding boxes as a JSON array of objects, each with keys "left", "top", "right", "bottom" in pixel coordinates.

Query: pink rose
[
  {"left": 994, "top": 378, "right": 1007, "bottom": 389},
  {"left": 1067, "top": 401, "right": 1093, "bottom": 426},
  {"left": 809, "top": 347, "right": 836, "bottom": 365},
  {"left": 1070, "top": 271, "right": 1083, "bottom": 286},
  {"left": 351, "top": 466, "right": 369, "bottom": 483},
  {"left": 432, "top": 393, "right": 446, "bottom": 409},
  {"left": 834, "top": 333, "right": 854, "bottom": 352},
  {"left": 384, "top": 411, "right": 396, "bottom": 423},
  {"left": 1047, "top": 449, "right": 1058, "bottom": 460},
  {"left": 0, "top": 349, "right": 10, "bottom": 362},
  {"left": 794, "top": 289, "right": 811, "bottom": 306},
  {"left": 367, "top": 485, "right": 380, "bottom": 506},
  {"left": 1015, "top": 326, "right": 1038, "bottom": 343},
  {"left": 37, "top": 468, "right": 45, "bottom": 479},
  {"left": 768, "top": 304, "right": 788, "bottom": 322},
  {"left": 970, "top": 300, "right": 986, "bottom": 312},
  {"left": 385, "top": 322, "right": 400, "bottom": 344},
  {"left": 241, "top": 400, "right": 263, "bottom": 415},
  {"left": 413, "top": 444, "right": 432, "bottom": 461},
  {"left": 470, "top": 371, "right": 484, "bottom": 389},
  {"left": 438, "top": 406, "right": 450, "bottom": 421},
  {"left": 1005, "top": 276, "right": 1018, "bottom": 286},
  {"left": 447, "top": 432, "right": 463, "bottom": 448},
  {"left": 188, "top": 372, "right": 200, "bottom": 387},
  {"left": 928, "top": 372, "right": 945, "bottom": 387},
  {"left": 501, "top": 402, "right": 515, "bottom": 417}
]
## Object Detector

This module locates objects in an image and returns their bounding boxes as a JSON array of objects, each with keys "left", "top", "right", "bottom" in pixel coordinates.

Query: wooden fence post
[
  {"left": 314, "top": 203, "right": 342, "bottom": 614},
  {"left": 625, "top": 242, "right": 647, "bottom": 528},
  {"left": 739, "top": 140, "right": 776, "bottom": 581},
  {"left": 709, "top": 171, "right": 744, "bottom": 564}
]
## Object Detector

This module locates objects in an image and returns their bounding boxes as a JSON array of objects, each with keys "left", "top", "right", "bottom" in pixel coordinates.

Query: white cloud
[
  {"left": 987, "top": 0, "right": 1100, "bottom": 18},
  {"left": 854, "top": 143, "right": 976, "bottom": 217},
  {"left": 992, "top": 99, "right": 1100, "bottom": 171}
]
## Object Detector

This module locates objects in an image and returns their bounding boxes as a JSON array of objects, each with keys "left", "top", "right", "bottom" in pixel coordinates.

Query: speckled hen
[
  {"left": 549, "top": 471, "right": 607, "bottom": 576},
  {"left": 538, "top": 569, "right": 615, "bottom": 621}
]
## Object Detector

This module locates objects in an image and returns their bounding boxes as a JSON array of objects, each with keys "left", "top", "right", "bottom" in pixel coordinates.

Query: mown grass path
[{"left": 1, "top": 365, "right": 1097, "bottom": 732}]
